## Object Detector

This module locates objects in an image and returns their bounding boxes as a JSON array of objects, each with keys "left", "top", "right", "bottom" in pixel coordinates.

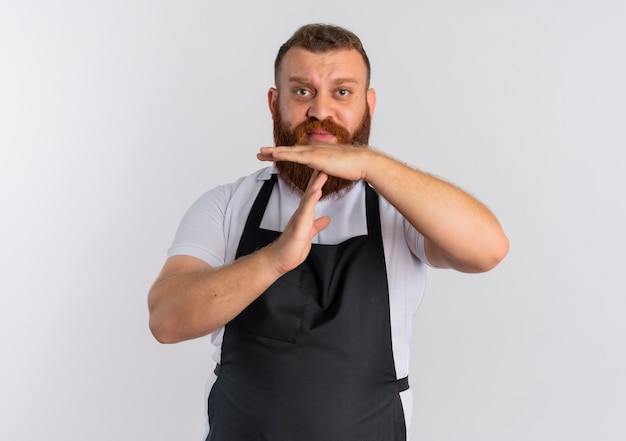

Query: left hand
[{"left": 257, "top": 144, "right": 374, "bottom": 181}]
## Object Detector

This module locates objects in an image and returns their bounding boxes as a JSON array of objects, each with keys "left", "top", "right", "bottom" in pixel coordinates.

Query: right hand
[{"left": 267, "top": 170, "right": 331, "bottom": 275}]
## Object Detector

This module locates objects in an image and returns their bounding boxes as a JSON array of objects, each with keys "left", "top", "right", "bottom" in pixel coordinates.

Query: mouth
[{"left": 307, "top": 130, "right": 337, "bottom": 143}]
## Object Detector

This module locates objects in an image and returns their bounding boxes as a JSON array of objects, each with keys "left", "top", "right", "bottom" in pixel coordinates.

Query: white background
[{"left": 1, "top": 1, "right": 625, "bottom": 440}]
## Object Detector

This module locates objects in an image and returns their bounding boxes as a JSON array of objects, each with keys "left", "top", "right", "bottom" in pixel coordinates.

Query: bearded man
[{"left": 148, "top": 24, "right": 509, "bottom": 441}]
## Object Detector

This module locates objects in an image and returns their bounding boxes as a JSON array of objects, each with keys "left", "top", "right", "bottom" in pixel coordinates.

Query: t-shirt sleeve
[
  {"left": 167, "top": 184, "right": 233, "bottom": 268},
  {"left": 403, "top": 219, "right": 437, "bottom": 268}
]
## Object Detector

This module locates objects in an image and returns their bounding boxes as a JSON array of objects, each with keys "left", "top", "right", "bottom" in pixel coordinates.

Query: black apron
[{"left": 207, "top": 175, "right": 408, "bottom": 441}]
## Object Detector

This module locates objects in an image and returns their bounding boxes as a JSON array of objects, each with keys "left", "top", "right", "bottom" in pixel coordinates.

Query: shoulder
[
  {"left": 166, "top": 166, "right": 275, "bottom": 264},
  {"left": 193, "top": 166, "right": 275, "bottom": 211}
]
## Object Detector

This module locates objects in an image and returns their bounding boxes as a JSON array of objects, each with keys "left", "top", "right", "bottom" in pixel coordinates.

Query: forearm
[
  {"left": 364, "top": 150, "right": 509, "bottom": 272},
  {"left": 148, "top": 247, "right": 284, "bottom": 343}
]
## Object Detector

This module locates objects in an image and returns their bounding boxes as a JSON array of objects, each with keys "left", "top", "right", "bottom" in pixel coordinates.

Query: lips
[
  {"left": 308, "top": 130, "right": 336, "bottom": 142},
  {"left": 292, "top": 118, "right": 351, "bottom": 145}
]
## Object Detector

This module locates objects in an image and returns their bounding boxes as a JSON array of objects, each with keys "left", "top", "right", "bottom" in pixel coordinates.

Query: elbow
[
  {"left": 149, "top": 315, "right": 178, "bottom": 344},
  {"left": 491, "top": 231, "right": 510, "bottom": 268},
  {"left": 148, "top": 304, "right": 216, "bottom": 344},
  {"left": 148, "top": 305, "right": 187, "bottom": 344},
  {"left": 148, "top": 288, "right": 185, "bottom": 344},
  {"left": 454, "top": 232, "right": 509, "bottom": 273},
  {"left": 474, "top": 232, "right": 510, "bottom": 273}
]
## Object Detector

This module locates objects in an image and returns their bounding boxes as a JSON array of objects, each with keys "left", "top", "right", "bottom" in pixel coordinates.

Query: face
[{"left": 268, "top": 48, "right": 377, "bottom": 196}]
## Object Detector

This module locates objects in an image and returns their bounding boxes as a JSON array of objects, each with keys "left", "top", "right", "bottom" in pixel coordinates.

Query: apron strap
[
  {"left": 365, "top": 183, "right": 382, "bottom": 237},
  {"left": 395, "top": 376, "right": 409, "bottom": 392},
  {"left": 244, "top": 174, "right": 277, "bottom": 230}
]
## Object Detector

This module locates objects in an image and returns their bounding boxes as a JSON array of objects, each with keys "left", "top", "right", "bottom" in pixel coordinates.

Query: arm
[
  {"left": 148, "top": 171, "right": 331, "bottom": 343},
  {"left": 258, "top": 145, "right": 509, "bottom": 273}
]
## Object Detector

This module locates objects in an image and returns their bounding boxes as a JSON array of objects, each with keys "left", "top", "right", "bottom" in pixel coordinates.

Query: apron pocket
[{"left": 235, "top": 267, "right": 314, "bottom": 343}]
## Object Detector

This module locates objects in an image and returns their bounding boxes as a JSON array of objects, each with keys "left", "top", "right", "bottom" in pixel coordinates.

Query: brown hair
[{"left": 274, "top": 24, "right": 371, "bottom": 87}]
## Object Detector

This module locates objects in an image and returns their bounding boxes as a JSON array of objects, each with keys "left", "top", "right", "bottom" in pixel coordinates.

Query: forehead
[{"left": 277, "top": 47, "right": 368, "bottom": 87}]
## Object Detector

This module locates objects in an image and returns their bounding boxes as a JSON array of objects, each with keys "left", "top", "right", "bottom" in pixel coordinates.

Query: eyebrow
[{"left": 287, "top": 76, "right": 361, "bottom": 86}]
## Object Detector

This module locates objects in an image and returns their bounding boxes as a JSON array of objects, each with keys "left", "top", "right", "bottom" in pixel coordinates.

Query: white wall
[{"left": 2, "top": 1, "right": 624, "bottom": 440}]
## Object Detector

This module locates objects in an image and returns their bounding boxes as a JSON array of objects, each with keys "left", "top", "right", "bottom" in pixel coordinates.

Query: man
[{"left": 148, "top": 24, "right": 508, "bottom": 441}]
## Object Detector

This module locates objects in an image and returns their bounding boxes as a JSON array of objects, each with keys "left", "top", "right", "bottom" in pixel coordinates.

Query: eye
[
  {"left": 337, "top": 89, "right": 350, "bottom": 97},
  {"left": 295, "top": 88, "right": 311, "bottom": 97}
]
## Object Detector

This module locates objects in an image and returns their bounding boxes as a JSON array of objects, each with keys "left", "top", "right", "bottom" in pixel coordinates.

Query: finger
[
  {"left": 296, "top": 171, "right": 326, "bottom": 220},
  {"left": 257, "top": 146, "right": 304, "bottom": 162},
  {"left": 258, "top": 146, "right": 275, "bottom": 155},
  {"left": 257, "top": 147, "right": 281, "bottom": 162},
  {"left": 260, "top": 146, "right": 308, "bottom": 152},
  {"left": 268, "top": 146, "right": 312, "bottom": 157},
  {"left": 256, "top": 152, "right": 274, "bottom": 162},
  {"left": 259, "top": 146, "right": 302, "bottom": 156},
  {"left": 313, "top": 215, "right": 331, "bottom": 234},
  {"left": 302, "top": 172, "right": 330, "bottom": 235},
  {"left": 304, "top": 170, "right": 327, "bottom": 196}
]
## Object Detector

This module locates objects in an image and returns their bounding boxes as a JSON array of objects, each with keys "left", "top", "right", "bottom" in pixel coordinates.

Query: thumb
[{"left": 312, "top": 216, "right": 331, "bottom": 235}]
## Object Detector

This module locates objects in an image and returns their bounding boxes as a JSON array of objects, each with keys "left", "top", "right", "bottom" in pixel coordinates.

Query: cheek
[
  {"left": 278, "top": 102, "right": 294, "bottom": 122},
  {"left": 280, "top": 104, "right": 308, "bottom": 128},
  {"left": 340, "top": 107, "right": 365, "bottom": 132}
]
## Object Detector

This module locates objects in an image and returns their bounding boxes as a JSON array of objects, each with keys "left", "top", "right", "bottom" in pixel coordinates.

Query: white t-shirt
[{"left": 168, "top": 165, "right": 432, "bottom": 432}]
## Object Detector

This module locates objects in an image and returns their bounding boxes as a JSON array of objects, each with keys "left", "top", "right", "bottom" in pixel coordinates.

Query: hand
[
  {"left": 266, "top": 170, "right": 331, "bottom": 275},
  {"left": 257, "top": 144, "right": 374, "bottom": 182}
]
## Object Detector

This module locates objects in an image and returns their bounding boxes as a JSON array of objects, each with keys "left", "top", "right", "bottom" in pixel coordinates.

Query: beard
[{"left": 272, "top": 105, "right": 371, "bottom": 198}]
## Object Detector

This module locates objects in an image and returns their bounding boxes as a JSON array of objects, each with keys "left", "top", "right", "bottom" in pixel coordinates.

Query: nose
[{"left": 306, "top": 93, "right": 334, "bottom": 121}]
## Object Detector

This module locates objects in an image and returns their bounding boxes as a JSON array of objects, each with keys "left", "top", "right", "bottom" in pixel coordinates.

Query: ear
[
  {"left": 366, "top": 88, "right": 377, "bottom": 117},
  {"left": 268, "top": 87, "right": 279, "bottom": 114}
]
